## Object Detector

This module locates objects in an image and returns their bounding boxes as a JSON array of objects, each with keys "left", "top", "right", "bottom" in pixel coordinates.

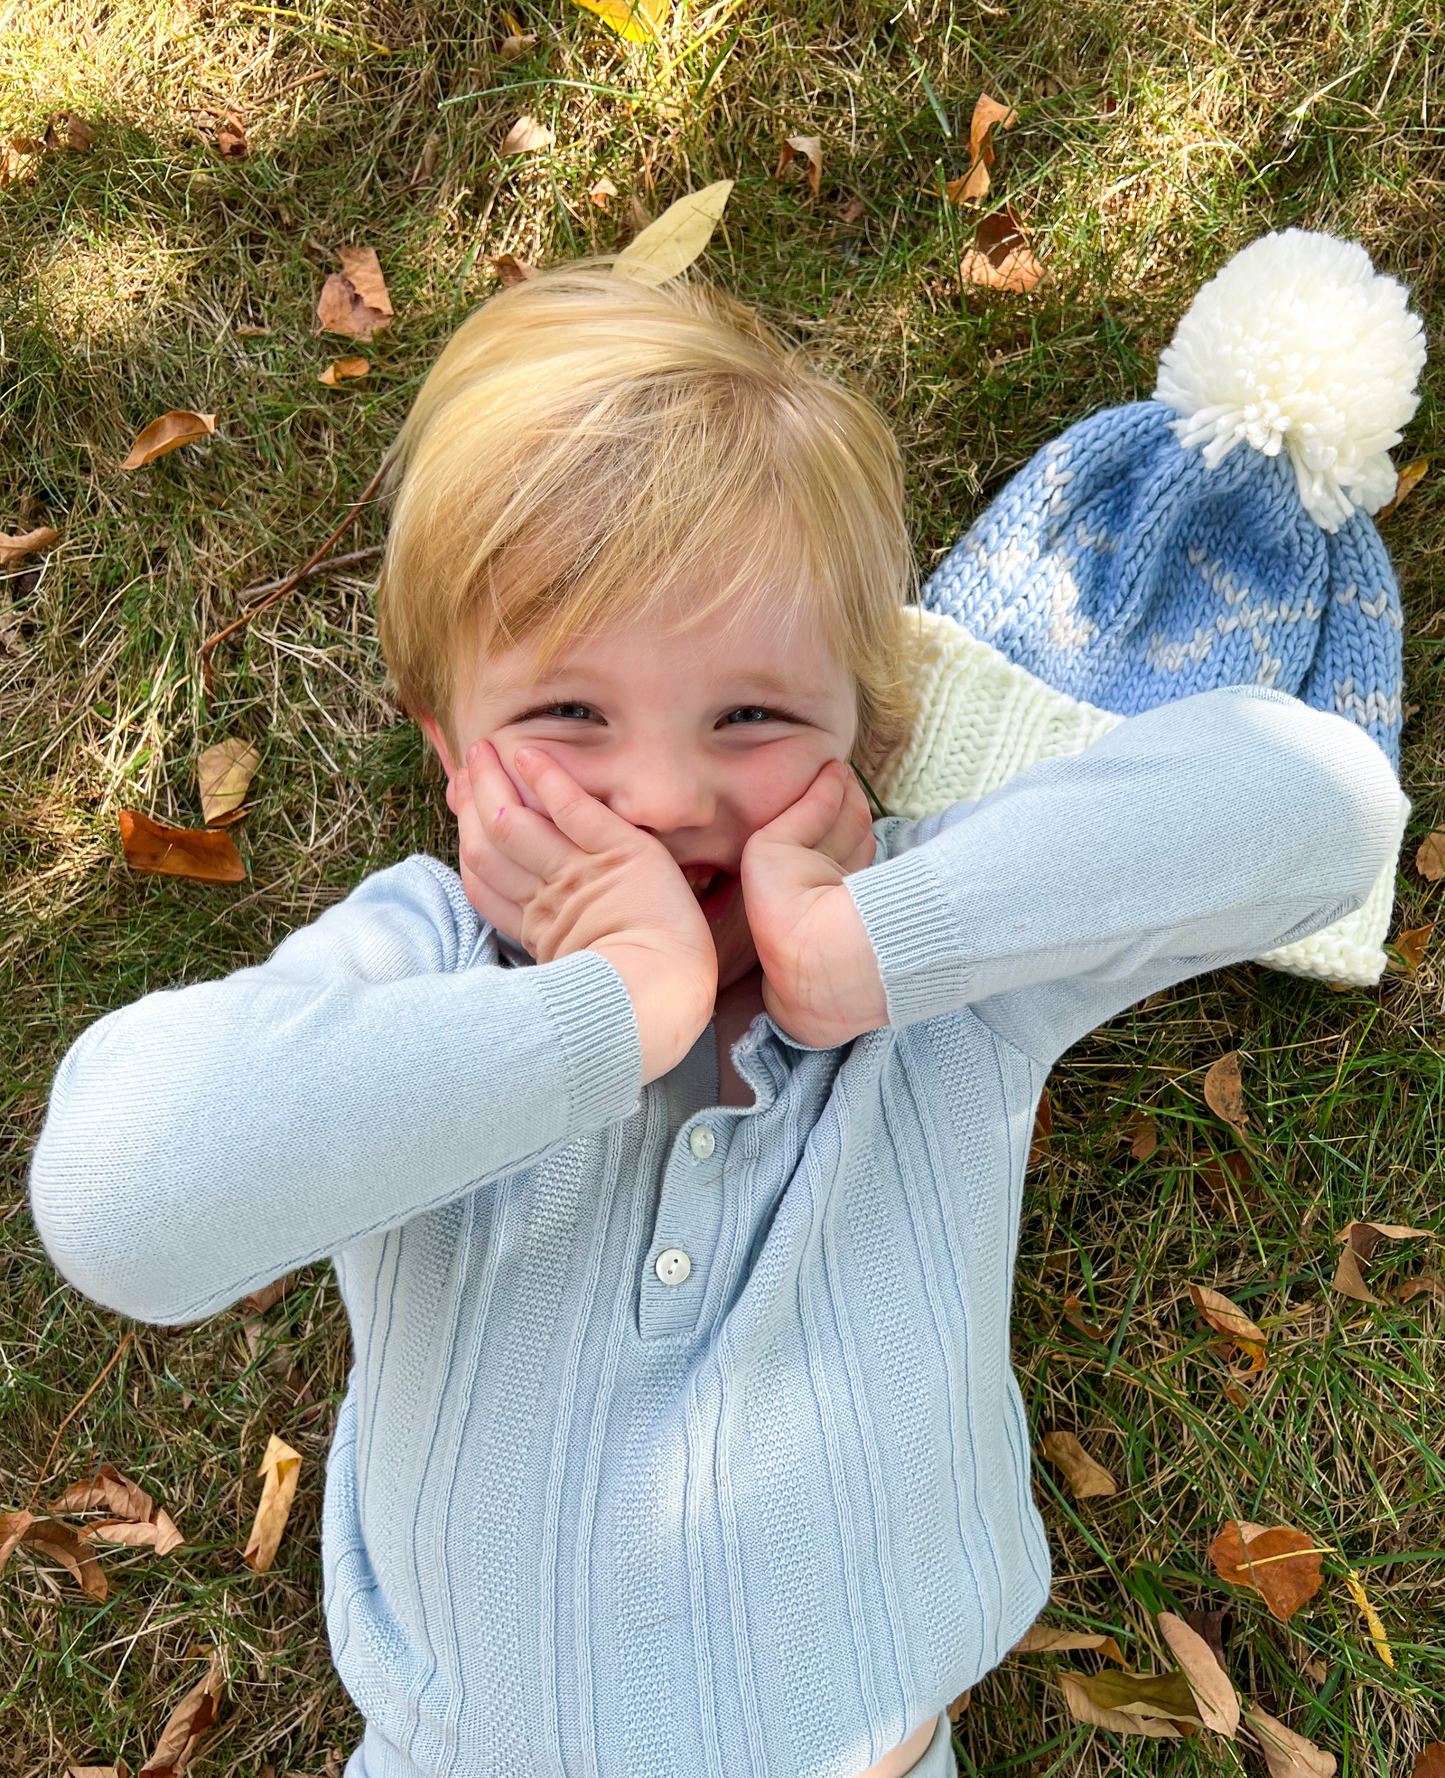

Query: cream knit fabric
[{"left": 879, "top": 610, "right": 1407, "bottom": 986}]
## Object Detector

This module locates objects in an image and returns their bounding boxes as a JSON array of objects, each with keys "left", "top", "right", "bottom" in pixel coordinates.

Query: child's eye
[
  {"left": 517, "top": 702, "right": 599, "bottom": 722},
  {"left": 721, "top": 706, "right": 783, "bottom": 727}
]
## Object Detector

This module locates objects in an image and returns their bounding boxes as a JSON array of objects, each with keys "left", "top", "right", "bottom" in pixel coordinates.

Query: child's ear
[{"left": 417, "top": 713, "right": 458, "bottom": 778}]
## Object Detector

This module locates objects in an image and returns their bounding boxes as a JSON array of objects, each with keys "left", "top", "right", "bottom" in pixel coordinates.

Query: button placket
[{"left": 639, "top": 1118, "right": 728, "bottom": 1340}]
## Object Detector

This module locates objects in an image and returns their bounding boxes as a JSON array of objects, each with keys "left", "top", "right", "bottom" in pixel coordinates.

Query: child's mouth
[{"left": 681, "top": 863, "right": 739, "bottom": 923}]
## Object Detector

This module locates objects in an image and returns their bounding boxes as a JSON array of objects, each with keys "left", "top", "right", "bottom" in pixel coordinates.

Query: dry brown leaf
[
  {"left": 1203, "top": 1051, "right": 1249, "bottom": 1132},
  {"left": 1188, "top": 1283, "right": 1266, "bottom": 1367},
  {"left": 409, "top": 131, "right": 439, "bottom": 187},
  {"left": 960, "top": 204, "right": 1043, "bottom": 294},
  {"left": 1331, "top": 1245, "right": 1384, "bottom": 1305},
  {"left": 1126, "top": 1111, "right": 1159, "bottom": 1160},
  {"left": 589, "top": 174, "right": 618, "bottom": 205},
  {"left": 839, "top": 196, "right": 866, "bottom": 223},
  {"left": 120, "top": 411, "right": 216, "bottom": 471},
  {"left": 1062, "top": 1293, "right": 1107, "bottom": 1342},
  {"left": 1041, "top": 1430, "right": 1117, "bottom": 1499},
  {"left": 1012, "top": 1625, "right": 1128, "bottom": 1664},
  {"left": 1186, "top": 1608, "right": 1229, "bottom": 1674},
  {"left": 1413, "top": 1746, "right": 1445, "bottom": 1778},
  {"left": 243, "top": 1434, "right": 303, "bottom": 1572},
  {"left": 0, "top": 526, "right": 59, "bottom": 565},
  {"left": 316, "top": 247, "right": 393, "bottom": 342},
  {"left": 500, "top": 29, "right": 537, "bottom": 57},
  {"left": 1156, "top": 1611, "right": 1238, "bottom": 1736},
  {"left": 1208, "top": 1522, "right": 1323, "bottom": 1622},
  {"left": 139, "top": 1654, "right": 224, "bottom": 1778},
  {"left": 0, "top": 1509, "right": 36, "bottom": 1569},
  {"left": 215, "top": 111, "right": 247, "bottom": 158},
  {"left": 1246, "top": 1707, "right": 1336, "bottom": 1778},
  {"left": 92, "top": 1510, "right": 184, "bottom": 1555},
  {"left": 68, "top": 1766, "right": 127, "bottom": 1777},
  {"left": 119, "top": 810, "right": 246, "bottom": 885},
  {"left": 777, "top": 133, "right": 823, "bottom": 197},
  {"left": 1337, "top": 1220, "right": 1434, "bottom": 1245},
  {"left": 51, "top": 1462, "right": 153, "bottom": 1522},
  {"left": 22, "top": 1520, "right": 107, "bottom": 1599},
  {"left": 501, "top": 113, "right": 555, "bottom": 155},
  {"left": 234, "top": 322, "right": 271, "bottom": 337},
  {"left": 246, "top": 1272, "right": 299, "bottom": 1315},
  {"left": 945, "top": 93, "right": 1017, "bottom": 204},
  {"left": 197, "top": 738, "right": 260, "bottom": 824},
  {"left": 48, "top": 112, "right": 97, "bottom": 151},
  {"left": 317, "top": 357, "right": 370, "bottom": 387},
  {"left": 613, "top": 181, "right": 734, "bottom": 286},
  {"left": 947, "top": 1689, "right": 970, "bottom": 1725},
  {"left": 1398, "top": 1274, "right": 1445, "bottom": 1303},
  {"left": 1342, "top": 1569, "right": 1393, "bottom": 1668},
  {"left": 1416, "top": 831, "right": 1445, "bottom": 881},
  {"left": 1392, "top": 923, "right": 1433, "bottom": 971},
  {"left": 1376, "top": 458, "right": 1428, "bottom": 518},
  {"left": 1055, "top": 1671, "right": 1188, "bottom": 1738},
  {"left": 1028, "top": 1089, "right": 1051, "bottom": 1167},
  {"left": 492, "top": 253, "right": 536, "bottom": 286}
]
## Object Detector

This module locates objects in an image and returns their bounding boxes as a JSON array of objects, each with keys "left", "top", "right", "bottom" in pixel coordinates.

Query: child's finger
[
  {"left": 751, "top": 759, "right": 849, "bottom": 853},
  {"left": 452, "top": 759, "right": 538, "bottom": 907},
  {"left": 465, "top": 746, "right": 581, "bottom": 881},
  {"left": 812, "top": 768, "right": 877, "bottom": 873},
  {"left": 510, "top": 747, "right": 647, "bottom": 855}
]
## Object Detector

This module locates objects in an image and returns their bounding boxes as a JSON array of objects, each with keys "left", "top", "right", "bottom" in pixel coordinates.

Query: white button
[
  {"left": 688, "top": 1126, "right": 716, "bottom": 1160},
  {"left": 655, "top": 1247, "right": 692, "bottom": 1286}
]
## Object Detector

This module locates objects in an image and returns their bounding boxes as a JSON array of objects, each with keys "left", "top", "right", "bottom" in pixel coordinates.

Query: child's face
[{"left": 424, "top": 594, "right": 860, "bottom": 990}]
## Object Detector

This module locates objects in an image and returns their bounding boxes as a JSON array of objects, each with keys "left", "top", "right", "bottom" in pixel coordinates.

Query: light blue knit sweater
[{"left": 30, "top": 690, "right": 1400, "bottom": 1778}]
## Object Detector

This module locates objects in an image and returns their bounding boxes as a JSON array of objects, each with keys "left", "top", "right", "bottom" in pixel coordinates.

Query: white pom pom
[{"left": 1154, "top": 229, "right": 1426, "bottom": 531}]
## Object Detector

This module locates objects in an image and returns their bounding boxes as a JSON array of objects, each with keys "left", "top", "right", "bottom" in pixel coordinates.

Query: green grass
[{"left": 2, "top": 0, "right": 1443, "bottom": 1772}]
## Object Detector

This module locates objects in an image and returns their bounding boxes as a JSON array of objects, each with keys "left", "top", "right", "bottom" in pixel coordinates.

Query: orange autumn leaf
[
  {"left": 139, "top": 1653, "right": 224, "bottom": 1777},
  {"left": 0, "top": 525, "right": 59, "bottom": 565},
  {"left": 120, "top": 411, "right": 216, "bottom": 471},
  {"left": 960, "top": 204, "right": 1043, "bottom": 293},
  {"left": 316, "top": 247, "right": 393, "bottom": 341},
  {"left": 1203, "top": 1050, "right": 1249, "bottom": 1132},
  {"left": 317, "top": 357, "right": 370, "bottom": 387},
  {"left": 1208, "top": 1521, "right": 1324, "bottom": 1621},
  {"left": 1028, "top": 1089, "right": 1052, "bottom": 1166},
  {"left": 243, "top": 1434, "right": 302, "bottom": 1572},
  {"left": 1040, "top": 1430, "right": 1117, "bottom": 1499},
  {"left": 1188, "top": 1282, "right": 1267, "bottom": 1367},
  {"left": 946, "top": 93, "right": 1017, "bottom": 205},
  {"left": 1391, "top": 923, "right": 1433, "bottom": 971},
  {"left": 1126, "top": 1110, "right": 1158, "bottom": 1160},
  {"left": 119, "top": 811, "right": 246, "bottom": 885},
  {"left": 1413, "top": 1746, "right": 1445, "bottom": 1778}
]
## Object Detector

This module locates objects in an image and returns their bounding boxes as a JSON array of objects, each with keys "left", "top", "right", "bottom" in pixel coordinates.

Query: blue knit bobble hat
[{"left": 922, "top": 230, "right": 1426, "bottom": 768}]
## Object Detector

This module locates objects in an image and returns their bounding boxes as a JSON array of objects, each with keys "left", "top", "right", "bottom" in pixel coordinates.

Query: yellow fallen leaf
[
  {"left": 0, "top": 525, "right": 59, "bottom": 565},
  {"left": 1156, "top": 1611, "right": 1238, "bottom": 1736},
  {"left": 139, "top": 1652, "right": 223, "bottom": 1777},
  {"left": 568, "top": 0, "right": 667, "bottom": 45},
  {"left": 777, "top": 133, "right": 823, "bottom": 197},
  {"left": 318, "top": 357, "right": 370, "bottom": 387},
  {"left": 1245, "top": 1706, "right": 1336, "bottom": 1778},
  {"left": 243, "top": 1434, "right": 302, "bottom": 1572},
  {"left": 1342, "top": 1569, "right": 1394, "bottom": 1669},
  {"left": 613, "top": 180, "right": 734, "bottom": 286},
  {"left": 1040, "top": 1430, "right": 1118, "bottom": 1499},
  {"left": 1376, "top": 458, "right": 1428, "bottom": 518},
  {"left": 198, "top": 737, "right": 260, "bottom": 824},
  {"left": 501, "top": 113, "right": 555, "bottom": 154},
  {"left": 120, "top": 412, "right": 216, "bottom": 471},
  {"left": 1012, "top": 1624, "right": 1128, "bottom": 1664}
]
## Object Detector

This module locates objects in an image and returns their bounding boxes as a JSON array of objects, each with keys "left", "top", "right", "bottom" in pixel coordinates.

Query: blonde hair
[{"left": 376, "top": 257, "right": 918, "bottom": 771}]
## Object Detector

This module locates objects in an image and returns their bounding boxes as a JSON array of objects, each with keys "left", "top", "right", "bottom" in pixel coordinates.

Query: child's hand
[
  {"left": 742, "top": 760, "right": 889, "bottom": 1049},
  {"left": 449, "top": 741, "right": 717, "bottom": 1085}
]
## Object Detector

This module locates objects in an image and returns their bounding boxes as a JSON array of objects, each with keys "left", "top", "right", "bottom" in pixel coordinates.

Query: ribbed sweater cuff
[
  {"left": 847, "top": 850, "right": 973, "bottom": 1029},
  {"left": 531, "top": 949, "right": 642, "bottom": 1129}
]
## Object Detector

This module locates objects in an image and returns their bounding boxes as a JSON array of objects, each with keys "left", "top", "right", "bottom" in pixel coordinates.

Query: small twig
[
  {"left": 238, "top": 545, "right": 384, "bottom": 604},
  {"left": 200, "top": 459, "right": 391, "bottom": 691},
  {"left": 27, "top": 1330, "right": 135, "bottom": 1511}
]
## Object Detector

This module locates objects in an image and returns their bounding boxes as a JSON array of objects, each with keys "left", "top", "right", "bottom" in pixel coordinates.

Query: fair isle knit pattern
[
  {"left": 919, "top": 401, "right": 1407, "bottom": 769},
  {"left": 30, "top": 690, "right": 1404, "bottom": 1778},
  {"left": 882, "top": 610, "right": 1409, "bottom": 986}
]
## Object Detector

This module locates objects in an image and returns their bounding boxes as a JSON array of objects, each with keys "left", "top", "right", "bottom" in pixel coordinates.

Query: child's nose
[{"left": 604, "top": 751, "right": 716, "bottom": 835}]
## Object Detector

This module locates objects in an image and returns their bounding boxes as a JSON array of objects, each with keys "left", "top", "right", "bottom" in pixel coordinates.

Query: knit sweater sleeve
[
  {"left": 28, "top": 854, "right": 642, "bottom": 1325},
  {"left": 847, "top": 687, "right": 1403, "bottom": 1066}
]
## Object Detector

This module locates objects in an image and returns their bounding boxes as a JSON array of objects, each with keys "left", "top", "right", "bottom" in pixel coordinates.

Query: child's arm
[
  {"left": 28, "top": 845, "right": 688, "bottom": 1326},
  {"left": 748, "top": 688, "right": 1403, "bottom": 1064}
]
